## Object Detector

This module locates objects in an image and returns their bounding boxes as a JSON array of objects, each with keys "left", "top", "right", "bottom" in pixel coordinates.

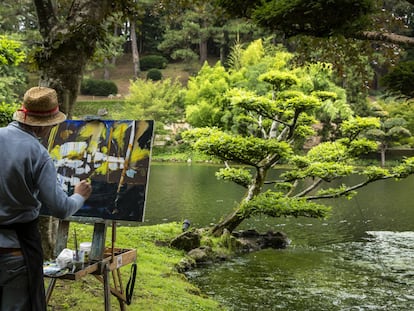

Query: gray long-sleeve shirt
[{"left": 0, "top": 121, "right": 85, "bottom": 248}]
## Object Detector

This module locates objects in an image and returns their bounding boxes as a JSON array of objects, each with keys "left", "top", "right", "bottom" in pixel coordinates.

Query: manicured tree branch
[
  {"left": 294, "top": 178, "right": 324, "bottom": 197},
  {"left": 304, "top": 175, "right": 393, "bottom": 200}
]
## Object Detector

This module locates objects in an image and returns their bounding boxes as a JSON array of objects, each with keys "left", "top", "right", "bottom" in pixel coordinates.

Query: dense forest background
[{"left": 3, "top": 0, "right": 414, "bottom": 146}]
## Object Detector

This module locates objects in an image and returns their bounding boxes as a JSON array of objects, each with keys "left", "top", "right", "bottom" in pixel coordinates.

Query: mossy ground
[{"left": 46, "top": 222, "right": 225, "bottom": 311}]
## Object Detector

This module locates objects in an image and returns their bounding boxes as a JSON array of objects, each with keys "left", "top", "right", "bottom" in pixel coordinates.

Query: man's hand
[{"left": 74, "top": 180, "right": 92, "bottom": 199}]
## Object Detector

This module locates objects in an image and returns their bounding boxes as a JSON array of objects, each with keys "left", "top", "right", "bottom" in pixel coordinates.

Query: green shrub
[
  {"left": 146, "top": 69, "right": 163, "bottom": 81},
  {"left": 80, "top": 79, "right": 118, "bottom": 96},
  {"left": 119, "top": 78, "right": 184, "bottom": 124},
  {"left": 140, "top": 55, "right": 168, "bottom": 71},
  {"left": 0, "top": 103, "right": 18, "bottom": 127}
]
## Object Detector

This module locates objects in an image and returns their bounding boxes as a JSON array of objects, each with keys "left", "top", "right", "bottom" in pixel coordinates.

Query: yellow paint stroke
[
  {"left": 95, "top": 161, "right": 108, "bottom": 175},
  {"left": 88, "top": 140, "right": 98, "bottom": 153},
  {"left": 66, "top": 150, "right": 84, "bottom": 160},
  {"left": 50, "top": 145, "right": 62, "bottom": 160},
  {"left": 47, "top": 125, "right": 59, "bottom": 153},
  {"left": 130, "top": 121, "right": 150, "bottom": 166},
  {"left": 79, "top": 121, "right": 106, "bottom": 154},
  {"left": 113, "top": 122, "right": 128, "bottom": 152},
  {"left": 104, "top": 127, "right": 113, "bottom": 182},
  {"left": 130, "top": 147, "right": 150, "bottom": 163}
]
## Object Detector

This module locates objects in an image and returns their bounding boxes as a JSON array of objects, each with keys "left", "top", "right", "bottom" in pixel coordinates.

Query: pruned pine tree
[{"left": 183, "top": 40, "right": 414, "bottom": 236}]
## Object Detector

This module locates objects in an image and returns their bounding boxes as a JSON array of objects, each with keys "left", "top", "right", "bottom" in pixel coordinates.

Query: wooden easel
[{"left": 45, "top": 219, "right": 137, "bottom": 310}]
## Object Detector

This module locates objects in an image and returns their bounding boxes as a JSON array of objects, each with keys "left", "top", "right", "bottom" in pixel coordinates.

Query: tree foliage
[
  {"left": 216, "top": 0, "right": 414, "bottom": 45},
  {"left": 157, "top": 1, "right": 267, "bottom": 65},
  {"left": 291, "top": 35, "right": 396, "bottom": 115},
  {"left": 217, "top": 0, "right": 375, "bottom": 37},
  {"left": 158, "top": 2, "right": 223, "bottom": 64},
  {"left": 0, "top": 103, "right": 19, "bottom": 127},
  {"left": 0, "top": 35, "right": 26, "bottom": 103},
  {"left": 183, "top": 40, "right": 414, "bottom": 236},
  {"left": 119, "top": 77, "right": 184, "bottom": 127},
  {"left": 366, "top": 101, "right": 412, "bottom": 166}
]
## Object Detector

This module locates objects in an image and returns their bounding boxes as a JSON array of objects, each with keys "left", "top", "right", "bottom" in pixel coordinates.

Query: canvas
[{"left": 40, "top": 119, "right": 154, "bottom": 222}]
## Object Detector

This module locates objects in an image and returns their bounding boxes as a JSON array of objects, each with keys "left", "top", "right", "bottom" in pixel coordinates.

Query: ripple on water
[{"left": 188, "top": 231, "right": 414, "bottom": 311}]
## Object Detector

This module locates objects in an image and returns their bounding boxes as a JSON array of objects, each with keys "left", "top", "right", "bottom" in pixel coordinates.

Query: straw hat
[{"left": 13, "top": 87, "right": 67, "bottom": 126}]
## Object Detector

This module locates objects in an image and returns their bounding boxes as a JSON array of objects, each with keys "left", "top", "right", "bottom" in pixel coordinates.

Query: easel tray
[{"left": 45, "top": 248, "right": 137, "bottom": 281}]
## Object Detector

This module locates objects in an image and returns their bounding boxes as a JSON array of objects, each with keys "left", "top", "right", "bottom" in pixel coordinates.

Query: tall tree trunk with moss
[
  {"left": 33, "top": 0, "right": 107, "bottom": 117},
  {"left": 32, "top": 0, "right": 137, "bottom": 259}
]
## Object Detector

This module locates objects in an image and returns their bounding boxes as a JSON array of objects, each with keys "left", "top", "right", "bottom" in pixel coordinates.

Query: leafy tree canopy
[
  {"left": 0, "top": 35, "right": 27, "bottom": 102},
  {"left": 216, "top": 0, "right": 375, "bottom": 37},
  {"left": 119, "top": 77, "right": 185, "bottom": 130},
  {"left": 216, "top": 0, "right": 414, "bottom": 47}
]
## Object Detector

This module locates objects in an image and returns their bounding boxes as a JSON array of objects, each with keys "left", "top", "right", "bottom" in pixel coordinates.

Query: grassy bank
[
  {"left": 72, "top": 100, "right": 125, "bottom": 119},
  {"left": 47, "top": 222, "right": 225, "bottom": 311}
]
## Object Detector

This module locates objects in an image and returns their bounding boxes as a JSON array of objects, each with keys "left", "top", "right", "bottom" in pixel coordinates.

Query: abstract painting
[{"left": 40, "top": 119, "right": 154, "bottom": 222}]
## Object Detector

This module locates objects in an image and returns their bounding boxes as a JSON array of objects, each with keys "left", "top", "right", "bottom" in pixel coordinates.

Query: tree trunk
[
  {"left": 37, "top": 47, "right": 86, "bottom": 118},
  {"left": 39, "top": 217, "right": 58, "bottom": 260},
  {"left": 33, "top": 0, "right": 113, "bottom": 116},
  {"left": 33, "top": 0, "right": 115, "bottom": 256},
  {"left": 111, "top": 25, "right": 118, "bottom": 66},
  {"left": 200, "top": 40, "right": 208, "bottom": 64},
  {"left": 210, "top": 167, "right": 267, "bottom": 236},
  {"left": 210, "top": 208, "right": 245, "bottom": 236},
  {"left": 381, "top": 146, "right": 386, "bottom": 167},
  {"left": 130, "top": 17, "right": 140, "bottom": 79},
  {"left": 198, "top": 16, "right": 209, "bottom": 64},
  {"left": 360, "top": 31, "right": 414, "bottom": 46},
  {"left": 103, "top": 58, "right": 110, "bottom": 80},
  {"left": 220, "top": 29, "right": 230, "bottom": 66}
]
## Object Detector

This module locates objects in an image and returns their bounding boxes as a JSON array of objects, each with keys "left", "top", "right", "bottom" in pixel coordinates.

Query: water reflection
[
  {"left": 187, "top": 231, "right": 414, "bottom": 310},
  {"left": 145, "top": 164, "right": 414, "bottom": 310}
]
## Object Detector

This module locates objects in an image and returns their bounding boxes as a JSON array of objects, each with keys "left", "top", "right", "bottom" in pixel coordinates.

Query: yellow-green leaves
[
  {"left": 216, "top": 168, "right": 252, "bottom": 188},
  {"left": 183, "top": 128, "right": 293, "bottom": 166},
  {"left": 341, "top": 116, "right": 380, "bottom": 139},
  {"left": 239, "top": 191, "right": 331, "bottom": 219},
  {"left": 259, "top": 70, "right": 299, "bottom": 91},
  {"left": 0, "top": 36, "right": 25, "bottom": 66},
  {"left": 306, "top": 141, "right": 347, "bottom": 162}
]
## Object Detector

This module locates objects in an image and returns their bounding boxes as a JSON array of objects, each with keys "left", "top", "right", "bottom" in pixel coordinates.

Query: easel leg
[
  {"left": 104, "top": 263, "right": 111, "bottom": 311},
  {"left": 112, "top": 269, "right": 126, "bottom": 311},
  {"left": 45, "top": 278, "right": 57, "bottom": 304}
]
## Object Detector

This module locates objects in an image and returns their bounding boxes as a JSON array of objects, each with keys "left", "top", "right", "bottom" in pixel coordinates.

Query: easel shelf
[{"left": 51, "top": 248, "right": 137, "bottom": 281}]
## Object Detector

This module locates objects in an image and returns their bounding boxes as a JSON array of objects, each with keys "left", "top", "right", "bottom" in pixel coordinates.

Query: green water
[{"left": 145, "top": 163, "right": 414, "bottom": 311}]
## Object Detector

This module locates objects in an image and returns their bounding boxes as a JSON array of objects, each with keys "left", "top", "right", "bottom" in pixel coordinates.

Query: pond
[{"left": 144, "top": 163, "right": 414, "bottom": 311}]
